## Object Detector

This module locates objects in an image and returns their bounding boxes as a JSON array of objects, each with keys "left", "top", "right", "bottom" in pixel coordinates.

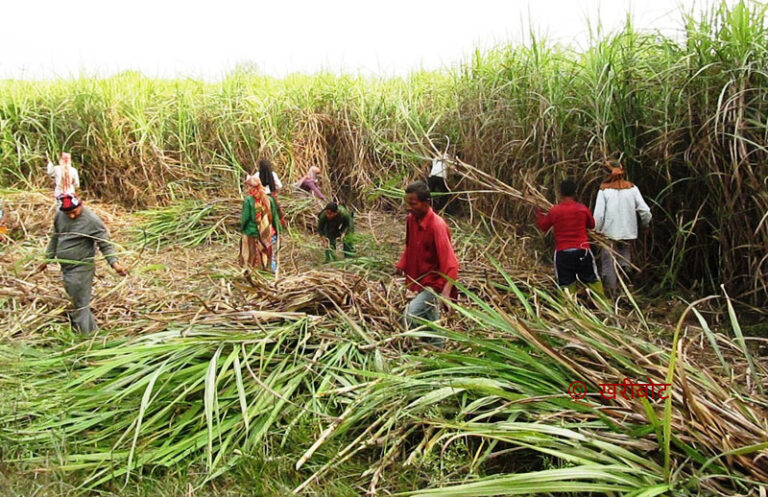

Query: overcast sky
[{"left": 1, "top": 0, "right": 735, "bottom": 81}]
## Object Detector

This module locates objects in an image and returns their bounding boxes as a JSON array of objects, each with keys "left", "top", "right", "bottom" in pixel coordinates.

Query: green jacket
[
  {"left": 318, "top": 205, "right": 353, "bottom": 239},
  {"left": 268, "top": 195, "right": 283, "bottom": 235},
  {"left": 241, "top": 196, "right": 266, "bottom": 237}
]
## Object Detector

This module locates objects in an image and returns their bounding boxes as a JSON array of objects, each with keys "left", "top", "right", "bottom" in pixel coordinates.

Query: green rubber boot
[
  {"left": 586, "top": 280, "right": 606, "bottom": 298},
  {"left": 586, "top": 280, "right": 612, "bottom": 310},
  {"left": 563, "top": 283, "right": 578, "bottom": 297}
]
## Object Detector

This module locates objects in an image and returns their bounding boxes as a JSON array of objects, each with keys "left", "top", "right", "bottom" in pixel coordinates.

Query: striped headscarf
[{"left": 600, "top": 165, "right": 634, "bottom": 190}]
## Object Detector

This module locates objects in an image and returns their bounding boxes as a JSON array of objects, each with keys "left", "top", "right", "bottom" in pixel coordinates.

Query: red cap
[{"left": 58, "top": 194, "right": 81, "bottom": 212}]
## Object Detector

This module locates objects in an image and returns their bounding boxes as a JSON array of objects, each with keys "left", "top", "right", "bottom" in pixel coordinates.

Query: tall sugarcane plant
[{"left": 0, "top": 1, "right": 765, "bottom": 304}]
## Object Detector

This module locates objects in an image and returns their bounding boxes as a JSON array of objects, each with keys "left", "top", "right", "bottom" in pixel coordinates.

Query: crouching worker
[
  {"left": 395, "top": 181, "right": 459, "bottom": 346},
  {"left": 317, "top": 202, "right": 355, "bottom": 262},
  {"left": 37, "top": 194, "right": 128, "bottom": 334},
  {"left": 536, "top": 179, "right": 605, "bottom": 298},
  {"left": 298, "top": 166, "right": 326, "bottom": 201}
]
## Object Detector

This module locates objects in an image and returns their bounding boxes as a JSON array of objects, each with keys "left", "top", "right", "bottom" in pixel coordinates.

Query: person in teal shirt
[
  {"left": 38, "top": 194, "right": 128, "bottom": 333},
  {"left": 317, "top": 202, "right": 355, "bottom": 262}
]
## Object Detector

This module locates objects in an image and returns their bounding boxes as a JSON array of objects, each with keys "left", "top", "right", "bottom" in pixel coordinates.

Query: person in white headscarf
[
  {"left": 427, "top": 154, "right": 451, "bottom": 212},
  {"left": 594, "top": 163, "right": 652, "bottom": 294},
  {"left": 297, "top": 166, "right": 326, "bottom": 201},
  {"left": 47, "top": 152, "right": 80, "bottom": 200}
]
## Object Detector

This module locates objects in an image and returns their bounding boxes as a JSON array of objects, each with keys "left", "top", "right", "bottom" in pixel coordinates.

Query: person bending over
[{"left": 317, "top": 202, "right": 355, "bottom": 262}]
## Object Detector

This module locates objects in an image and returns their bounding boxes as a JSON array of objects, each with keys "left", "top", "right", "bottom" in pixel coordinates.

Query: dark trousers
[
  {"left": 325, "top": 234, "right": 354, "bottom": 261},
  {"left": 427, "top": 176, "right": 450, "bottom": 212},
  {"left": 554, "top": 248, "right": 600, "bottom": 287}
]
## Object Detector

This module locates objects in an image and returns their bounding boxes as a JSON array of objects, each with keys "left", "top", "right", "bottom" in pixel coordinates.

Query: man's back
[
  {"left": 537, "top": 199, "right": 594, "bottom": 251},
  {"left": 48, "top": 163, "right": 80, "bottom": 197},
  {"left": 594, "top": 186, "right": 651, "bottom": 240}
]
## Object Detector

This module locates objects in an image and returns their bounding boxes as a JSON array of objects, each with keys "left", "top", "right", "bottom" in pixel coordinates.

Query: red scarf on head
[
  {"left": 247, "top": 184, "right": 271, "bottom": 225},
  {"left": 246, "top": 175, "right": 265, "bottom": 200},
  {"left": 248, "top": 185, "right": 264, "bottom": 199},
  {"left": 600, "top": 167, "right": 634, "bottom": 190}
]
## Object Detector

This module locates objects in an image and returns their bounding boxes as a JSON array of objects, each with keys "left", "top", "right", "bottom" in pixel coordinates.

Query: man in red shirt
[
  {"left": 537, "top": 179, "right": 605, "bottom": 297},
  {"left": 395, "top": 181, "right": 459, "bottom": 344}
]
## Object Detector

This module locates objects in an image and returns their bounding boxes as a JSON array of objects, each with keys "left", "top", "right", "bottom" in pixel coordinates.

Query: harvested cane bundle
[
  {"left": 235, "top": 268, "right": 403, "bottom": 324},
  {"left": 1, "top": 190, "right": 124, "bottom": 238}
]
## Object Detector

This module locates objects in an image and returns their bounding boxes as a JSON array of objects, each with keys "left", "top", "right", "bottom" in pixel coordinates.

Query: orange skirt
[{"left": 239, "top": 234, "right": 271, "bottom": 270}]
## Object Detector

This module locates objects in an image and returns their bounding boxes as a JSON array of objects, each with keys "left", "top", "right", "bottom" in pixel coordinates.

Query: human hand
[
  {"left": 440, "top": 286, "right": 454, "bottom": 315},
  {"left": 440, "top": 296, "right": 453, "bottom": 315},
  {"left": 112, "top": 262, "right": 128, "bottom": 276}
]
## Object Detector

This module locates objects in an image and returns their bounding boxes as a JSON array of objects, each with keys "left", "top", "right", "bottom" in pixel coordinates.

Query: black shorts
[{"left": 554, "top": 249, "right": 599, "bottom": 287}]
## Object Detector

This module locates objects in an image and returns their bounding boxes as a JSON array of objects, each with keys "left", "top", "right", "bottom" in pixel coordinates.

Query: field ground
[{"left": 1, "top": 187, "right": 766, "bottom": 496}]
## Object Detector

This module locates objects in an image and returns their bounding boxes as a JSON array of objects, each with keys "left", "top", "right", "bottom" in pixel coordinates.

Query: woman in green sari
[{"left": 238, "top": 175, "right": 273, "bottom": 271}]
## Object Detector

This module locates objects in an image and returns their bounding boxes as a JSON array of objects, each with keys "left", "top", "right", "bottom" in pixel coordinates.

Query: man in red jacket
[
  {"left": 395, "top": 181, "right": 459, "bottom": 345},
  {"left": 537, "top": 179, "right": 605, "bottom": 297}
]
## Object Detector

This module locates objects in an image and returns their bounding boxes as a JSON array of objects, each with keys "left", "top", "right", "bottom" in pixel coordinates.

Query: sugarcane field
[{"left": 1, "top": 1, "right": 767, "bottom": 496}]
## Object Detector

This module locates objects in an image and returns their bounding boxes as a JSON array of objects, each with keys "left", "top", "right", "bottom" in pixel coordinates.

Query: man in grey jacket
[
  {"left": 38, "top": 194, "right": 127, "bottom": 333},
  {"left": 593, "top": 165, "right": 652, "bottom": 294}
]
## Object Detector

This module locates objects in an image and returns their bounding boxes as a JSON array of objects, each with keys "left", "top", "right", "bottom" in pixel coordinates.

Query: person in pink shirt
[
  {"left": 395, "top": 181, "right": 459, "bottom": 346},
  {"left": 537, "top": 179, "right": 605, "bottom": 297},
  {"left": 297, "top": 165, "right": 326, "bottom": 201}
]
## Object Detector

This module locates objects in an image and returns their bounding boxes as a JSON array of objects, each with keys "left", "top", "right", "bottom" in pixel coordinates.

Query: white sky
[{"left": 1, "top": 0, "right": 734, "bottom": 81}]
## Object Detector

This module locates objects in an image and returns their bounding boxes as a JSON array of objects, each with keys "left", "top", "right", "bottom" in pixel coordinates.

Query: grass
[
  {"left": 131, "top": 200, "right": 238, "bottom": 249},
  {"left": 1, "top": 248, "right": 766, "bottom": 495}
]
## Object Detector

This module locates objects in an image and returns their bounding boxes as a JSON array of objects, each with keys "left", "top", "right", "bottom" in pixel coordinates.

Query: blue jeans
[
  {"left": 271, "top": 234, "right": 278, "bottom": 272},
  {"left": 404, "top": 289, "right": 444, "bottom": 346}
]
